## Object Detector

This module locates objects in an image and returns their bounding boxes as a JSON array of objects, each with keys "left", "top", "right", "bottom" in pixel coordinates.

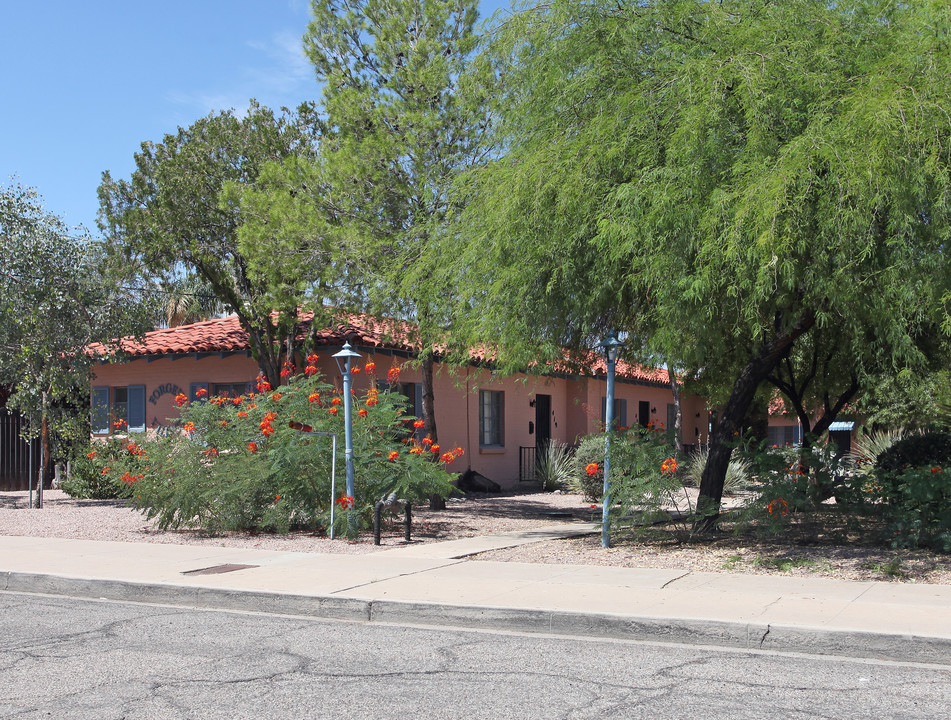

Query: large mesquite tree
[{"left": 443, "top": 0, "right": 951, "bottom": 527}]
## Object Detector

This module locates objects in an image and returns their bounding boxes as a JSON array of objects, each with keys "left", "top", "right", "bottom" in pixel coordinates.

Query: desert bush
[
  {"left": 846, "top": 429, "right": 906, "bottom": 472},
  {"left": 682, "top": 447, "right": 752, "bottom": 493},
  {"left": 732, "top": 456, "right": 814, "bottom": 536},
  {"left": 62, "top": 435, "right": 155, "bottom": 499},
  {"left": 881, "top": 465, "right": 951, "bottom": 552},
  {"left": 569, "top": 433, "right": 610, "bottom": 500},
  {"left": 569, "top": 425, "right": 695, "bottom": 535},
  {"left": 81, "top": 365, "right": 457, "bottom": 536},
  {"left": 875, "top": 432, "right": 951, "bottom": 475},
  {"left": 862, "top": 432, "right": 951, "bottom": 551}
]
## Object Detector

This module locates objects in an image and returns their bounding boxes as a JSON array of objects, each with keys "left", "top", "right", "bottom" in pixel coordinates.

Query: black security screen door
[{"left": 535, "top": 394, "right": 551, "bottom": 447}]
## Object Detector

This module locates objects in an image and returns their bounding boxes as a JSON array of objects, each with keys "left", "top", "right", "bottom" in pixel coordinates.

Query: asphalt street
[{"left": 2, "top": 591, "right": 949, "bottom": 719}]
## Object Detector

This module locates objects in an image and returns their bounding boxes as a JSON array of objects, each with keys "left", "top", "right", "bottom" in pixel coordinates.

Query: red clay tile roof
[
  {"left": 589, "top": 356, "right": 670, "bottom": 385},
  {"left": 88, "top": 313, "right": 417, "bottom": 358},
  {"left": 89, "top": 316, "right": 252, "bottom": 356},
  {"left": 89, "top": 314, "right": 669, "bottom": 384}
]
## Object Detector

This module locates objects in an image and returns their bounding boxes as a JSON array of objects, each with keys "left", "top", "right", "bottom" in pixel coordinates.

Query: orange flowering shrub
[
  {"left": 62, "top": 434, "right": 156, "bottom": 500},
  {"left": 570, "top": 425, "right": 690, "bottom": 536},
  {"left": 111, "top": 369, "right": 455, "bottom": 537}
]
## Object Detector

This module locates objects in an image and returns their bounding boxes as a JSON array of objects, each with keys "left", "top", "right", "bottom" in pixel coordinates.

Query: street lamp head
[
  {"left": 332, "top": 342, "right": 362, "bottom": 375},
  {"left": 597, "top": 334, "right": 624, "bottom": 363}
]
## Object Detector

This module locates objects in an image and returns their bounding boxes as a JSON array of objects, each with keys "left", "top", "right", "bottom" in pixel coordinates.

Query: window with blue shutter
[
  {"left": 127, "top": 385, "right": 146, "bottom": 433},
  {"left": 92, "top": 385, "right": 147, "bottom": 434},
  {"left": 600, "top": 398, "right": 628, "bottom": 429}
]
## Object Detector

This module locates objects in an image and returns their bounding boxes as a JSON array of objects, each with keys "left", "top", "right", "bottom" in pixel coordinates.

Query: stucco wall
[
  {"left": 91, "top": 348, "right": 707, "bottom": 489},
  {"left": 91, "top": 354, "right": 260, "bottom": 433}
]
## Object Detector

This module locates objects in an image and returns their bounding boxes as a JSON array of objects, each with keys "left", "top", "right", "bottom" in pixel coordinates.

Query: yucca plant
[
  {"left": 683, "top": 448, "right": 752, "bottom": 494},
  {"left": 846, "top": 429, "right": 905, "bottom": 474},
  {"left": 535, "top": 441, "right": 574, "bottom": 492}
]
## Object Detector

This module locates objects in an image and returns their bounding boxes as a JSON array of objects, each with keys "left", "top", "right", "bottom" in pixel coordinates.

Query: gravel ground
[
  {"left": 3, "top": 488, "right": 949, "bottom": 584},
  {"left": 0, "top": 489, "right": 591, "bottom": 556}
]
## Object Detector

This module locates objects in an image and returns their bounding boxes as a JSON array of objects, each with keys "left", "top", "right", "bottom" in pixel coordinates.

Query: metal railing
[{"left": 518, "top": 446, "right": 537, "bottom": 482}]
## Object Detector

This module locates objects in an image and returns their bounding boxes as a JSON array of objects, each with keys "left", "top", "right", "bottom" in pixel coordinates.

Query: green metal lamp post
[{"left": 598, "top": 334, "right": 624, "bottom": 548}]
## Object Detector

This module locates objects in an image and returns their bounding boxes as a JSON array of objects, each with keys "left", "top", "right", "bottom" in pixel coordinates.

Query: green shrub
[
  {"left": 100, "top": 369, "right": 456, "bottom": 537},
  {"left": 876, "top": 465, "right": 951, "bottom": 552},
  {"left": 875, "top": 432, "right": 951, "bottom": 474},
  {"left": 61, "top": 436, "right": 153, "bottom": 499},
  {"left": 730, "top": 443, "right": 819, "bottom": 535},
  {"left": 570, "top": 425, "right": 692, "bottom": 534},
  {"left": 569, "top": 433, "right": 610, "bottom": 501}
]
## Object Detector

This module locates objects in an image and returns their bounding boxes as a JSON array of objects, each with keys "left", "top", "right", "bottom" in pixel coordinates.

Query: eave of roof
[{"left": 88, "top": 314, "right": 669, "bottom": 385}]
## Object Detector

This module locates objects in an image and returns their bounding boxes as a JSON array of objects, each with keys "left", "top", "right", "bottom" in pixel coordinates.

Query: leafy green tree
[
  {"left": 298, "top": 0, "right": 491, "bottom": 443},
  {"left": 443, "top": 0, "right": 951, "bottom": 527},
  {"left": 856, "top": 368, "right": 951, "bottom": 433},
  {"left": 0, "top": 182, "right": 150, "bottom": 505},
  {"left": 766, "top": 328, "right": 944, "bottom": 502},
  {"left": 98, "top": 102, "right": 321, "bottom": 388}
]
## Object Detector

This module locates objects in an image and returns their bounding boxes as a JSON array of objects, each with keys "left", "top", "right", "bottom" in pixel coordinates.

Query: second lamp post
[{"left": 333, "top": 342, "right": 362, "bottom": 499}]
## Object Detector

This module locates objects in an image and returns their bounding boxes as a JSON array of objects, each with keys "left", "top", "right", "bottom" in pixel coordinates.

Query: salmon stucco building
[{"left": 89, "top": 315, "right": 712, "bottom": 489}]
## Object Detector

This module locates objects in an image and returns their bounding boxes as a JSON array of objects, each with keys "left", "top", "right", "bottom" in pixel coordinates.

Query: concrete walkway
[{"left": 2, "top": 529, "right": 950, "bottom": 665}]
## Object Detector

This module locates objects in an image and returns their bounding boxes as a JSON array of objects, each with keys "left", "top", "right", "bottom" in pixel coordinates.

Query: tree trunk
[
  {"left": 695, "top": 311, "right": 816, "bottom": 533},
  {"left": 421, "top": 354, "right": 437, "bottom": 443},
  {"left": 244, "top": 324, "right": 282, "bottom": 390},
  {"left": 743, "top": 396, "right": 770, "bottom": 446},
  {"left": 420, "top": 353, "right": 445, "bottom": 510},
  {"left": 695, "top": 362, "right": 765, "bottom": 530},
  {"left": 668, "top": 368, "right": 684, "bottom": 455},
  {"left": 796, "top": 378, "right": 860, "bottom": 501}
]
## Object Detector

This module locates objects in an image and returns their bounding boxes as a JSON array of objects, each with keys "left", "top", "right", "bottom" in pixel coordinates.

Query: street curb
[
  {"left": 4, "top": 570, "right": 949, "bottom": 665},
  {"left": 1, "top": 571, "right": 370, "bottom": 623},
  {"left": 369, "top": 599, "right": 951, "bottom": 665}
]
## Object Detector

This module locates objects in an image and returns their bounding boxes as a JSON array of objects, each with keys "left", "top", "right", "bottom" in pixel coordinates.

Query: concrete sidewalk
[{"left": 2, "top": 532, "right": 950, "bottom": 665}]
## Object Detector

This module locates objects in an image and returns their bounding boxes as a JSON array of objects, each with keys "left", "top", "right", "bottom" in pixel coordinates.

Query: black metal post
[
  {"left": 373, "top": 501, "right": 383, "bottom": 545},
  {"left": 404, "top": 503, "right": 412, "bottom": 541}
]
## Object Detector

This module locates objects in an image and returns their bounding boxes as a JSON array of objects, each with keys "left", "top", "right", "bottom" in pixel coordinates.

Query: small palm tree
[
  {"left": 159, "top": 274, "right": 222, "bottom": 327},
  {"left": 846, "top": 429, "right": 906, "bottom": 473}
]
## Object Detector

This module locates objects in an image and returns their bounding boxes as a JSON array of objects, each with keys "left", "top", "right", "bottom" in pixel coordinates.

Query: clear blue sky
[{"left": 0, "top": 0, "right": 510, "bottom": 237}]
